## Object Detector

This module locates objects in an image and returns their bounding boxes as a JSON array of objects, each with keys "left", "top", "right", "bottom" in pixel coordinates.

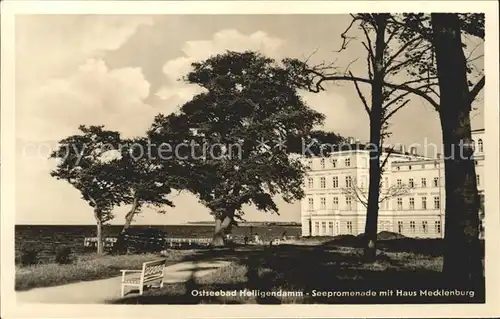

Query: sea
[{"left": 15, "top": 224, "right": 301, "bottom": 263}]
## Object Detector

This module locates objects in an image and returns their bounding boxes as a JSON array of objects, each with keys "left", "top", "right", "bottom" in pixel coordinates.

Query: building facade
[{"left": 300, "top": 129, "right": 485, "bottom": 239}]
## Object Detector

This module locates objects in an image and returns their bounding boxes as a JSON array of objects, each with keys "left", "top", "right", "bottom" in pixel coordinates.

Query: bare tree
[
  {"left": 286, "top": 13, "right": 438, "bottom": 260},
  {"left": 285, "top": 13, "right": 485, "bottom": 272},
  {"left": 342, "top": 177, "right": 411, "bottom": 209}
]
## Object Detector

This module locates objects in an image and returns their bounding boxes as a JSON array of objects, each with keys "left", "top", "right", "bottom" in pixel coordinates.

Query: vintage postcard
[{"left": 1, "top": 1, "right": 499, "bottom": 318}]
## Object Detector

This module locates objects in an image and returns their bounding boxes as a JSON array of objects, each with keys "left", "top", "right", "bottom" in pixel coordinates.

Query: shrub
[
  {"left": 377, "top": 231, "right": 407, "bottom": 241},
  {"left": 55, "top": 246, "right": 73, "bottom": 264},
  {"left": 20, "top": 249, "right": 39, "bottom": 266}
]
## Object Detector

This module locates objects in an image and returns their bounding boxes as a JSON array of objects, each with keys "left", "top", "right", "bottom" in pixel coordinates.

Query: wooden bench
[{"left": 120, "top": 259, "right": 167, "bottom": 297}]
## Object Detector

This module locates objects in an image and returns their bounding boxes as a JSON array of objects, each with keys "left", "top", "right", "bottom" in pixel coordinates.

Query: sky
[{"left": 15, "top": 15, "right": 484, "bottom": 225}]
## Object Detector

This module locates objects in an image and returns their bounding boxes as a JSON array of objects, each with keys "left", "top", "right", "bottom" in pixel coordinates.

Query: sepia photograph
[{"left": 1, "top": 1, "right": 499, "bottom": 318}]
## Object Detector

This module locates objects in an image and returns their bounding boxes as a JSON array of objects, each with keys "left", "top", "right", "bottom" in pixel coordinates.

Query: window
[
  {"left": 410, "top": 221, "right": 416, "bottom": 233},
  {"left": 421, "top": 164, "right": 425, "bottom": 169},
  {"left": 397, "top": 179, "right": 402, "bottom": 187},
  {"left": 409, "top": 165, "right": 412, "bottom": 170},
  {"left": 331, "top": 159, "right": 337, "bottom": 168},
  {"left": 345, "top": 176, "right": 352, "bottom": 188},
  {"left": 435, "top": 220, "right": 441, "bottom": 234},
  {"left": 307, "top": 159, "right": 313, "bottom": 169},
  {"left": 434, "top": 196, "right": 440, "bottom": 210},
  {"left": 314, "top": 222, "right": 320, "bottom": 235},
  {"left": 478, "top": 139, "right": 483, "bottom": 152},
  {"left": 320, "top": 177, "right": 326, "bottom": 189},
  {"left": 409, "top": 197, "right": 415, "bottom": 210},
  {"left": 345, "top": 158, "right": 351, "bottom": 167},
  {"left": 434, "top": 161, "right": 438, "bottom": 168},
  {"left": 332, "top": 197, "right": 339, "bottom": 209},
  {"left": 422, "top": 221, "right": 428, "bottom": 233},
  {"left": 421, "top": 178, "right": 427, "bottom": 188},
  {"left": 321, "top": 222, "right": 327, "bottom": 234},
  {"left": 477, "top": 174, "right": 480, "bottom": 186},
  {"left": 308, "top": 177, "right": 314, "bottom": 189},
  {"left": 397, "top": 197, "right": 403, "bottom": 210},
  {"left": 329, "top": 222, "right": 334, "bottom": 235},
  {"left": 422, "top": 197, "right": 427, "bottom": 210},
  {"left": 347, "top": 221, "right": 353, "bottom": 234},
  {"left": 346, "top": 196, "right": 353, "bottom": 210},
  {"left": 433, "top": 177, "right": 439, "bottom": 187},
  {"left": 335, "top": 221, "right": 340, "bottom": 234},
  {"left": 308, "top": 198, "right": 314, "bottom": 210},
  {"left": 320, "top": 158, "right": 325, "bottom": 169},
  {"left": 320, "top": 197, "right": 326, "bottom": 209},
  {"left": 332, "top": 176, "right": 338, "bottom": 188},
  {"left": 409, "top": 178, "right": 414, "bottom": 188},
  {"left": 397, "top": 166, "right": 400, "bottom": 171},
  {"left": 471, "top": 140, "right": 476, "bottom": 152},
  {"left": 398, "top": 221, "right": 404, "bottom": 234}
]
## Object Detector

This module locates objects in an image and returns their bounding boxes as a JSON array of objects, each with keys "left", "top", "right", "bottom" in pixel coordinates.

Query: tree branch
[
  {"left": 349, "top": 71, "right": 371, "bottom": 115},
  {"left": 341, "top": 178, "right": 368, "bottom": 208},
  {"left": 336, "top": 15, "right": 359, "bottom": 52},
  {"left": 379, "top": 183, "right": 411, "bottom": 202},
  {"left": 307, "top": 74, "right": 440, "bottom": 110},
  {"left": 383, "top": 100, "right": 411, "bottom": 123},
  {"left": 385, "top": 44, "right": 431, "bottom": 75},
  {"left": 469, "top": 76, "right": 485, "bottom": 103},
  {"left": 384, "top": 37, "right": 423, "bottom": 72},
  {"left": 380, "top": 145, "right": 395, "bottom": 172},
  {"left": 360, "top": 23, "right": 375, "bottom": 64}
]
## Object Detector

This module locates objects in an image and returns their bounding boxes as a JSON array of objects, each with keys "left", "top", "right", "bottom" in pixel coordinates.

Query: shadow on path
[{"left": 110, "top": 243, "right": 485, "bottom": 304}]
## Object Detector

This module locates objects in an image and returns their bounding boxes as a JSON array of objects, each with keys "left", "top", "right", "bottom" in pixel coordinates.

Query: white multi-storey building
[{"left": 300, "top": 129, "right": 485, "bottom": 239}]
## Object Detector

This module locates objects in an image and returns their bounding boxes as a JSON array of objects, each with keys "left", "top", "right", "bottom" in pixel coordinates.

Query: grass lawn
[
  {"left": 111, "top": 238, "right": 485, "bottom": 305},
  {"left": 15, "top": 250, "right": 196, "bottom": 291}
]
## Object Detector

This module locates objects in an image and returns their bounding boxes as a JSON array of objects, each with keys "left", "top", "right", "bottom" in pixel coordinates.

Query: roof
[{"left": 303, "top": 143, "right": 426, "bottom": 158}]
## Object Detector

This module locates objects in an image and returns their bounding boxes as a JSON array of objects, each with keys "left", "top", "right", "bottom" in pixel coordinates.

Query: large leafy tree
[
  {"left": 115, "top": 136, "right": 191, "bottom": 233},
  {"left": 50, "top": 126, "right": 128, "bottom": 254},
  {"left": 150, "top": 51, "right": 326, "bottom": 246}
]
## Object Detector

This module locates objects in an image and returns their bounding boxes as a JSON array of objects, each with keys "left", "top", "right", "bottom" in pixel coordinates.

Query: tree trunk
[
  {"left": 96, "top": 218, "right": 104, "bottom": 254},
  {"left": 121, "top": 195, "right": 140, "bottom": 234},
  {"left": 363, "top": 14, "right": 388, "bottom": 261},
  {"left": 212, "top": 212, "right": 233, "bottom": 247},
  {"left": 431, "top": 13, "right": 482, "bottom": 285}
]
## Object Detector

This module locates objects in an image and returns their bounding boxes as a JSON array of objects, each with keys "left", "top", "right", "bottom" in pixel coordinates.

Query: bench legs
[{"left": 121, "top": 279, "right": 164, "bottom": 298}]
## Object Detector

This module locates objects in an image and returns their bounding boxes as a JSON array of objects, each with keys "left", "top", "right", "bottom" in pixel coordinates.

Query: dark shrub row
[{"left": 18, "top": 246, "right": 74, "bottom": 266}]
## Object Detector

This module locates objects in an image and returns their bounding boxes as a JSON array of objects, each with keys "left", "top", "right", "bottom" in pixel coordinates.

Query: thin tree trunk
[
  {"left": 212, "top": 212, "right": 233, "bottom": 247},
  {"left": 96, "top": 217, "right": 103, "bottom": 254},
  {"left": 121, "top": 194, "right": 140, "bottom": 234},
  {"left": 431, "top": 13, "right": 482, "bottom": 285},
  {"left": 363, "top": 14, "right": 388, "bottom": 260}
]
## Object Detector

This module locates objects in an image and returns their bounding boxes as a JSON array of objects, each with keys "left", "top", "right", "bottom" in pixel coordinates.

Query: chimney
[
  {"left": 399, "top": 144, "right": 406, "bottom": 154},
  {"left": 355, "top": 139, "right": 360, "bottom": 149},
  {"left": 410, "top": 146, "right": 417, "bottom": 155}
]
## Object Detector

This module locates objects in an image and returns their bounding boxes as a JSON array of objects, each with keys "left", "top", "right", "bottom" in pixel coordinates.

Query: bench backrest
[{"left": 141, "top": 259, "right": 166, "bottom": 282}]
